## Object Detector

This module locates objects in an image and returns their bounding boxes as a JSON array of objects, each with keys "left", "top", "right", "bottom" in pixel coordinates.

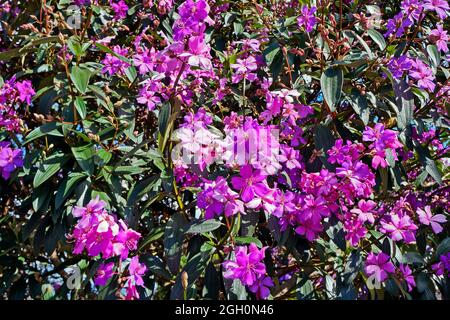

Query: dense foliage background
[{"left": 0, "top": 0, "right": 449, "bottom": 300}]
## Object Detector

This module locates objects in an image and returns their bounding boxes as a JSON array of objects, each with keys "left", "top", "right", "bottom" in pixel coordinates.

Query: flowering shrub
[{"left": 0, "top": 0, "right": 449, "bottom": 300}]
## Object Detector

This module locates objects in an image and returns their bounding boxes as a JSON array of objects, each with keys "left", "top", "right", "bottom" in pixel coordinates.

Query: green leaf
[
  {"left": 33, "top": 153, "right": 71, "bottom": 188},
  {"left": 314, "top": 124, "right": 335, "bottom": 169},
  {"left": 367, "top": 29, "right": 386, "bottom": 50},
  {"left": 55, "top": 172, "right": 88, "bottom": 209},
  {"left": 164, "top": 213, "right": 188, "bottom": 274},
  {"left": 427, "top": 45, "right": 440, "bottom": 71},
  {"left": 263, "top": 40, "right": 280, "bottom": 66},
  {"left": 71, "top": 144, "right": 95, "bottom": 175},
  {"left": 113, "top": 166, "right": 147, "bottom": 175},
  {"left": 401, "top": 252, "right": 425, "bottom": 265},
  {"left": 170, "top": 250, "right": 213, "bottom": 299},
  {"left": 185, "top": 219, "right": 223, "bottom": 234},
  {"left": 393, "top": 79, "right": 414, "bottom": 130},
  {"left": 349, "top": 89, "right": 370, "bottom": 125},
  {"left": 139, "top": 227, "right": 165, "bottom": 251},
  {"left": 416, "top": 145, "right": 442, "bottom": 185},
  {"left": 23, "top": 122, "right": 64, "bottom": 144},
  {"left": 235, "top": 236, "right": 263, "bottom": 248},
  {"left": 124, "top": 66, "right": 137, "bottom": 83},
  {"left": 436, "top": 238, "right": 450, "bottom": 257},
  {"left": 320, "top": 67, "right": 343, "bottom": 111},
  {"left": 127, "top": 175, "right": 160, "bottom": 206},
  {"left": 32, "top": 187, "right": 51, "bottom": 213},
  {"left": 141, "top": 254, "right": 172, "bottom": 280},
  {"left": 158, "top": 102, "right": 171, "bottom": 136},
  {"left": 74, "top": 97, "right": 87, "bottom": 119},
  {"left": 70, "top": 66, "right": 91, "bottom": 94}
]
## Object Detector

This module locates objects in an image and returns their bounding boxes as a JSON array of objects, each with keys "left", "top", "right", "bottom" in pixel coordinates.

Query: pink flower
[
  {"left": 424, "top": 0, "right": 450, "bottom": 20},
  {"left": 249, "top": 276, "right": 274, "bottom": 300},
  {"left": 231, "top": 56, "right": 258, "bottom": 83},
  {"left": 295, "top": 217, "right": 322, "bottom": 241},
  {"left": 417, "top": 205, "right": 447, "bottom": 234},
  {"left": 110, "top": 0, "right": 128, "bottom": 20},
  {"left": 351, "top": 199, "right": 377, "bottom": 224},
  {"left": 101, "top": 46, "right": 130, "bottom": 76},
  {"left": 397, "top": 264, "right": 416, "bottom": 292},
  {"left": 15, "top": 80, "right": 35, "bottom": 105},
  {"left": 114, "top": 220, "right": 142, "bottom": 259},
  {"left": 364, "top": 252, "right": 395, "bottom": 283},
  {"left": 94, "top": 262, "right": 115, "bottom": 286},
  {"left": 0, "top": 144, "right": 23, "bottom": 180},
  {"left": 133, "top": 48, "right": 158, "bottom": 74},
  {"left": 344, "top": 215, "right": 367, "bottom": 247},
  {"left": 124, "top": 256, "right": 147, "bottom": 300},
  {"left": 231, "top": 165, "right": 269, "bottom": 203},
  {"left": 297, "top": 5, "right": 318, "bottom": 32},
  {"left": 430, "top": 24, "right": 449, "bottom": 53},
  {"left": 409, "top": 59, "right": 436, "bottom": 91},
  {"left": 223, "top": 244, "right": 267, "bottom": 286},
  {"left": 128, "top": 256, "right": 147, "bottom": 286},
  {"left": 380, "top": 213, "right": 418, "bottom": 243}
]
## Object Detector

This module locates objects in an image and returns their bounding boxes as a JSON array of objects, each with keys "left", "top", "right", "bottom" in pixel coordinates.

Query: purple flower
[
  {"left": 384, "top": 13, "right": 414, "bottom": 38},
  {"left": 344, "top": 216, "right": 367, "bottom": 247},
  {"left": 409, "top": 59, "right": 436, "bottom": 91},
  {"left": 249, "top": 276, "right": 274, "bottom": 300},
  {"left": 401, "top": 0, "right": 424, "bottom": 21},
  {"left": 231, "top": 165, "right": 269, "bottom": 203},
  {"left": 417, "top": 205, "right": 447, "bottom": 234},
  {"left": 133, "top": 48, "right": 158, "bottom": 75},
  {"left": 387, "top": 55, "right": 413, "bottom": 79},
  {"left": 101, "top": 46, "right": 130, "bottom": 76},
  {"left": 0, "top": 144, "right": 23, "bottom": 180},
  {"left": 114, "top": 220, "right": 142, "bottom": 259},
  {"left": 223, "top": 244, "right": 268, "bottom": 286},
  {"left": 15, "top": 80, "right": 35, "bottom": 105},
  {"left": 231, "top": 56, "right": 258, "bottom": 83},
  {"left": 380, "top": 213, "right": 418, "bottom": 243},
  {"left": 197, "top": 177, "right": 244, "bottom": 219},
  {"left": 94, "top": 262, "right": 115, "bottom": 286},
  {"left": 351, "top": 200, "right": 377, "bottom": 224},
  {"left": 363, "top": 124, "right": 403, "bottom": 169},
  {"left": 178, "top": 0, "right": 211, "bottom": 22},
  {"left": 430, "top": 24, "right": 449, "bottom": 53},
  {"left": 124, "top": 256, "right": 147, "bottom": 300},
  {"left": 294, "top": 217, "right": 322, "bottom": 241},
  {"left": 432, "top": 253, "right": 450, "bottom": 277},
  {"left": 364, "top": 252, "right": 395, "bottom": 283},
  {"left": 424, "top": 0, "right": 450, "bottom": 20},
  {"left": 397, "top": 264, "right": 416, "bottom": 292},
  {"left": 73, "top": 0, "right": 91, "bottom": 5},
  {"left": 297, "top": 5, "right": 318, "bottom": 33},
  {"left": 110, "top": 0, "right": 128, "bottom": 20}
]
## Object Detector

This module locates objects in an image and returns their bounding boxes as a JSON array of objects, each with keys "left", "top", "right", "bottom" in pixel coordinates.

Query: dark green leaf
[
  {"left": 33, "top": 153, "right": 71, "bottom": 188},
  {"left": 321, "top": 67, "right": 343, "bottom": 111}
]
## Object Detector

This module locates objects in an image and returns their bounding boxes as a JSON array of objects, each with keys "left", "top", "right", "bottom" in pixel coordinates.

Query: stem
[{"left": 242, "top": 77, "right": 247, "bottom": 108}]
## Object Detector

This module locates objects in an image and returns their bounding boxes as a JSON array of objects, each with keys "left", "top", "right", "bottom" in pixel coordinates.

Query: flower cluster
[
  {"left": 70, "top": 197, "right": 146, "bottom": 299},
  {"left": 134, "top": 0, "right": 214, "bottom": 111},
  {"left": 0, "top": 76, "right": 35, "bottom": 132},
  {"left": 363, "top": 124, "right": 403, "bottom": 169},
  {"left": 223, "top": 244, "right": 274, "bottom": 299}
]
